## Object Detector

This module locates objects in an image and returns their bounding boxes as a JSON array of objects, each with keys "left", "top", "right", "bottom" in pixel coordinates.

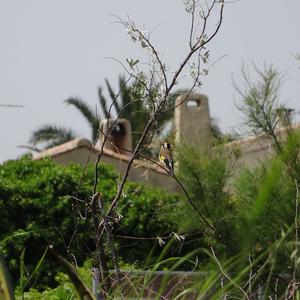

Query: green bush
[
  {"left": 233, "top": 156, "right": 298, "bottom": 273},
  {"left": 0, "top": 156, "right": 179, "bottom": 289},
  {"left": 168, "top": 137, "right": 300, "bottom": 286},
  {"left": 164, "top": 145, "right": 238, "bottom": 255}
]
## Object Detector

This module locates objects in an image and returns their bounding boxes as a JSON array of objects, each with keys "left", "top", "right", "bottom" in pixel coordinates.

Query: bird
[{"left": 159, "top": 142, "right": 174, "bottom": 175}]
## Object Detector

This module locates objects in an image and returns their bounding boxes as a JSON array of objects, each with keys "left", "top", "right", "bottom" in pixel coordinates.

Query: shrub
[
  {"left": 0, "top": 156, "right": 179, "bottom": 289},
  {"left": 164, "top": 145, "right": 238, "bottom": 255},
  {"left": 168, "top": 136, "right": 300, "bottom": 290}
]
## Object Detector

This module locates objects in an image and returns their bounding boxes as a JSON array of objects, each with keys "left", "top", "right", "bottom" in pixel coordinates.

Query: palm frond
[
  {"left": 64, "top": 97, "right": 100, "bottom": 142},
  {"left": 98, "top": 87, "right": 110, "bottom": 118},
  {"left": 119, "top": 76, "right": 132, "bottom": 110},
  {"left": 65, "top": 97, "right": 98, "bottom": 125},
  {"left": 18, "top": 145, "right": 42, "bottom": 153},
  {"left": 105, "top": 78, "right": 121, "bottom": 114},
  {"left": 29, "top": 124, "right": 77, "bottom": 149}
]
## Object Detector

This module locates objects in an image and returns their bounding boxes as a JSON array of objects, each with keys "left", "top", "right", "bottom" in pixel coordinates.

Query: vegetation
[
  {"left": 0, "top": 156, "right": 179, "bottom": 291},
  {"left": 155, "top": 63, "right": 300, "bottom": 298},
  {"left": 0, "top": 254, "right": 14, "bottom": 300},
  {"left": 4, "top": 61, "right": 300, "bottom": 299},
  {"left": 10, "top": 2, "right": 231, "bottom": 297},
  {"left": 168, "top": 145, "right": 238, "bottom": 252},
  {"left": 3, "top": 0, "right": 299, "bottom": 293}
]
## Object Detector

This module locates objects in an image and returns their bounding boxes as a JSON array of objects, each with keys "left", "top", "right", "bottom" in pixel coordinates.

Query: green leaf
[
  {"left": 24, "top": 246, "right": 48, "bottom": 289},
  {"left": 20, "top": 248, "right": 26, "bottom": 298},
  {"left": 49, "top": 248, "right": 96, "bottom": 300},
  {"left": 0, "top": 254, "right": 14, "bottom": 300}
]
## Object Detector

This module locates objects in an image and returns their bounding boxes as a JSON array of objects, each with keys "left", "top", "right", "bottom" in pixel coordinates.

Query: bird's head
[{"left": 162, "top": 142, "right": 172, "bottom": 150}]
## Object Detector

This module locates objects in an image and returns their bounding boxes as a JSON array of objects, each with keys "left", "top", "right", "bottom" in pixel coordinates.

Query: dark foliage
[{"left": 0, "top": 156, "right": 179, "bottom": 289}]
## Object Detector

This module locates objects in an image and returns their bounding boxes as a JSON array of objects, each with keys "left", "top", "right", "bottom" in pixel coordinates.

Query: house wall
[
  {"left": 48, "top": 146, "right": 180, "bottom": 194},
  {"left": 227, "top": 125, "right": 300, "bottom": 175},
  {"left": 227, "top": 135, "right": 273, "bottom": 172}
]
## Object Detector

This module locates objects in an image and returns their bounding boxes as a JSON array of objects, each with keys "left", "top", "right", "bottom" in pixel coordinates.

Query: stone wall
[{"left": 175, "top": 93, "right": 212, "bottom": 150}]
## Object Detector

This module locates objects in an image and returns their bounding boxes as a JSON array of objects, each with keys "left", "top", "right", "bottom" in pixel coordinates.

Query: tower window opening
[{"left": 187, "top": 99, "right": 201, "bottom": 107}]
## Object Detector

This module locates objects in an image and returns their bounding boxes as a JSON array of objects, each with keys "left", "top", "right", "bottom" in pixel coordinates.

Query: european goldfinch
[{"left": 159, "top": 142, "right": 174, "bottom": 175}]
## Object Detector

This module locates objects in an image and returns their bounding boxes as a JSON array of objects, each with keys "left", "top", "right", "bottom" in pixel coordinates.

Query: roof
[{"left": 33, "top": 137, "right": 167, "bottom": 175}]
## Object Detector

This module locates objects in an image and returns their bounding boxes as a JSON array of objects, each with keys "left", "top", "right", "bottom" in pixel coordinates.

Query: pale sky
[{"left": 0, "top": 0, "right": 299, "bottom": 162}]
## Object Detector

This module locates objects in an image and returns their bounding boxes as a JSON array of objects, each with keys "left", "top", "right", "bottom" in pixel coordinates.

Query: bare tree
[{"left": 71, "top": 0, "right": 226, "bottom": 296}]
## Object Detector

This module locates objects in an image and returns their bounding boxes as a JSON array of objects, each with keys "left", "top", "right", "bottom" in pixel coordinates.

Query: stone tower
[{"left": 175, "top": 93, "right": 212, "bottom": 149}]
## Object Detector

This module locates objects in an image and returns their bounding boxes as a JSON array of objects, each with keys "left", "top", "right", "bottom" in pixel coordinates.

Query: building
[
  {"left": 33, "top": 136, "right": 179, "bottom": 193},
  {"left": 33, "top": 93, "right": 299, "bottom": 192}
]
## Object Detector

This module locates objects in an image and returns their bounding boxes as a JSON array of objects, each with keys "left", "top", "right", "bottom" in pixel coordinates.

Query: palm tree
[
  {"left": 28, "top": 125, "right": 77, "bottom": 150},
  {"left": 28, "top": 97, "right": 99, "bottom": 151},
  {"left": 63, "top": 97, "right": 99, "bottom": 142},
  {"left": 28, "top": 76, "right": 177, "bottom": 151}
]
